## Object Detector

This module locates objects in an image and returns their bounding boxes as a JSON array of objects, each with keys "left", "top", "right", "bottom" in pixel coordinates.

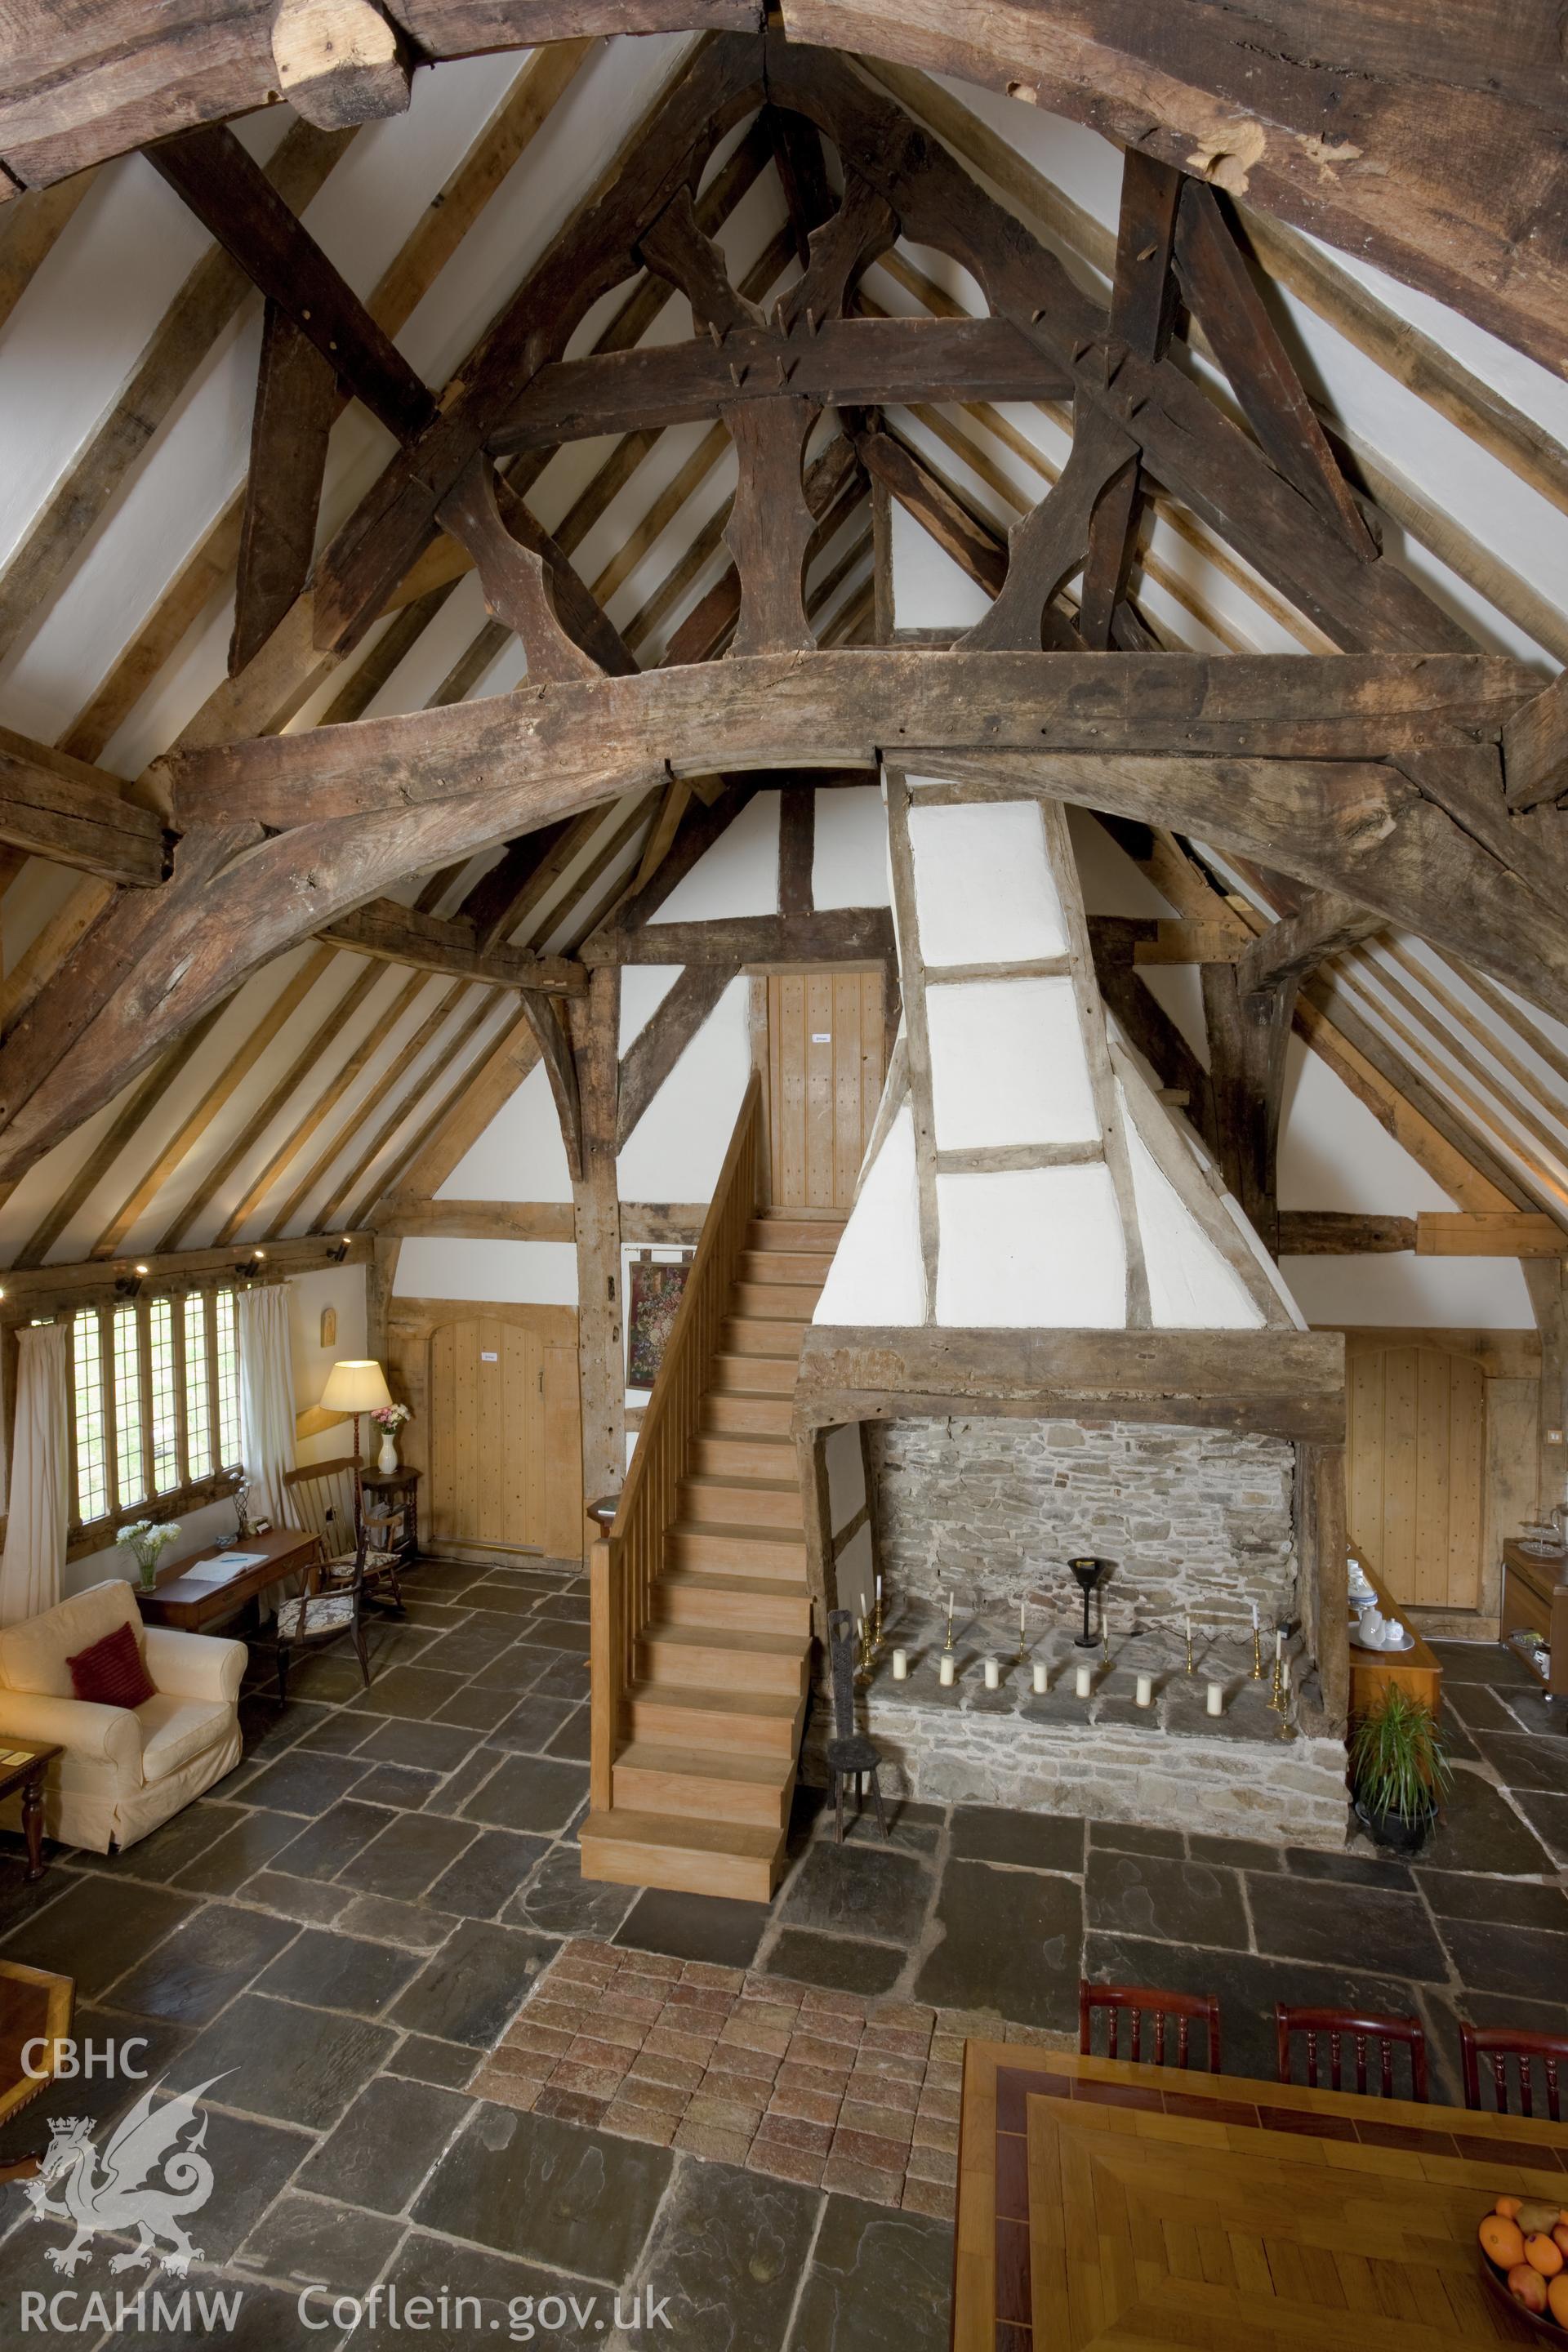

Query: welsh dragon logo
[{"left": 22, "top": 2075, "right": 226, "bottom": 2276}]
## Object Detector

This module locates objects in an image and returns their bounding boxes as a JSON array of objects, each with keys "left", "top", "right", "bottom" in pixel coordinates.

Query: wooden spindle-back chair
[
  {"left": 1078, "top": 1979, "right": 1222, "bottom": 2072},
  {"left": 1276, "top": 2004, "right": 1428, "bottom": 2101},
  {"left": 1460, "top": 2023, "right": 1568, "bottom": 2119}
]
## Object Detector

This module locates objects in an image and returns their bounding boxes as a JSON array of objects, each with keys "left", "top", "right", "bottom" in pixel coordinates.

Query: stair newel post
[{"left": 590, "top": 1532, "right": 616, "bottom": 1812}]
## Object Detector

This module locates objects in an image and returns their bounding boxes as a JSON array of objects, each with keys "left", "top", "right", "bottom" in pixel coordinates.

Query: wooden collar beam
[
  {"left": 489, "top": 314, "right": 1067, "bottom": 449},
  {"left": 0, "top": 726, "right": 165, "bottom": 885}
]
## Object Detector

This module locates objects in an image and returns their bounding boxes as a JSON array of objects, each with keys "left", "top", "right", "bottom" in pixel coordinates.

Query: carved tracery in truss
[{"left": 0, "top": 26, "right": 1564, "bottom": 1237}]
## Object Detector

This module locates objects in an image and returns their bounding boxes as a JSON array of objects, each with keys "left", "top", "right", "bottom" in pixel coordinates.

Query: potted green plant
[{"left": 1349, "top": 1686, "right": 1452, "bottom": 1853}]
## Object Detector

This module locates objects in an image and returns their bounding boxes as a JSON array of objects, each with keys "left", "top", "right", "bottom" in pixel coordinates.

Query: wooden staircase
[{"left": 582, "top": 1077, "right": 844, "bottom": 1900}]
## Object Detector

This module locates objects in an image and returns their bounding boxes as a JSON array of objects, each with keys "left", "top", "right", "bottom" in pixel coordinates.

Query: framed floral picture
[{"left": 628, "top": 1253, "right": 692, "bottom": 1388}]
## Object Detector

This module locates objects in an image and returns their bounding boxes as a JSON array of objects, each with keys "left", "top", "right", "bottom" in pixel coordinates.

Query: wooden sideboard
[
  {"left": 1348, "top": 1559, "right": 1442, "bottom": 1719},
  {"left": 1501, "top": 1536, "right": 1568, "bottom": 1698}
]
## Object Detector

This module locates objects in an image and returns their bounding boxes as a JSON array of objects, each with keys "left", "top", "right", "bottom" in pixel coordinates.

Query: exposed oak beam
[
  {"left": 1236, "top": 891, "right": 1383, "bottom": 996},
  {"left": 147, "top": 123, "right": 435, "bottom": 441},
  {"left": 583, "top": 909, "right": 895, "bottom": 967},
  {"left": 490, "top": 314, "right": 1065, "bottom": 449},
  {"left": 0, "top": 728, "right": 165, "bottom": 884},
  {"left": 322, "top": 899, "right": 586, "bottom": 992},
  {"left": 1277, "top": 1212, "right": 1417, "bottom": 1255}
]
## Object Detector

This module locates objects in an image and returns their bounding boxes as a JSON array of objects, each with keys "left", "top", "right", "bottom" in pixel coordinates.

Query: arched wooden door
[
  {"left": 398, "top": 1308, "right": 581, "bottom": 1561},
  {"left": 1348, "top": 1341, "right": 1486, "bottom": 1610}
]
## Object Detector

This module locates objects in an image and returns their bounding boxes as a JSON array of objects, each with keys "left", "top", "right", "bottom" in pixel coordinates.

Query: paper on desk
[{"left": 182, "top": 1550, "right": 270, "bottom": 1580}]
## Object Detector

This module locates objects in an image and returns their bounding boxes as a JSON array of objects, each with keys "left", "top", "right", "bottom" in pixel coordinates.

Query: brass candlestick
[
  {"left": 1184, "top": 1626, "right": 1194, "bottom": 1677},
  {"left": 1251, "top": 1624, "right": 1263, "bottom": 1680},
  {"left": 943, "top": 1595, "right": 956, "bottom": 1653},
  {"left": 873, "top": 1590, "right": 884, "bottom": 1652}
]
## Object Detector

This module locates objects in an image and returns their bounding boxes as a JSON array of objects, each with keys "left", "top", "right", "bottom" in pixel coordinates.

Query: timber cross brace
[{"left": 0, "top": 24, "right": 1566, "bottom": 1207}]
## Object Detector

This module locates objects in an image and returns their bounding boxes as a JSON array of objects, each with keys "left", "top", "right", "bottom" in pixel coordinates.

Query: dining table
[{"left": 952, "top": 2038, "right": 1568, "bottom": 2347}]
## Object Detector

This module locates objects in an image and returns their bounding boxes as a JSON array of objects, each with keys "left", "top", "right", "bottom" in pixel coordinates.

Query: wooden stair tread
[
  {"left": 669, "top": 1517, "right": 805, "bottom": 1545},
  {"left": 661, "top": 1567, "right": 807, "bottom": 1599},
  {"left": 581, "top": 1809, "right": 779, "bottom": 1861},
  {"left": 615, "top": 1740, "right": 792, "bottom": 1788},
  {"left": 643, "top": 1621, "right": 805, "bottom": 1659},
  {"left": 681, "top": 1472, "right": 800, "bottom": 1494},
  {"left": 631, "top": 1681, "right": 802, "bottom": 1722}
]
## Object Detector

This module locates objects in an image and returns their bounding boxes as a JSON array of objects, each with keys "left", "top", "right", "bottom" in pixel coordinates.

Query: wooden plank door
[
  {"left": 421, "top": 1311, "right": 582, "bottom": 1557},
  {"left": 1348, "top": 1341, "right": 1486, "bottom": 1609},
  {"left": 766, "top": 968, "right": 884, "bottom": 1209}
]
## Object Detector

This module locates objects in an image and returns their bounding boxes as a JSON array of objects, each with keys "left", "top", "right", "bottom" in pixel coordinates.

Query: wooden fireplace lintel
[{"left": 795, "top": 1324, "right": 1346, "bottom": 1446}]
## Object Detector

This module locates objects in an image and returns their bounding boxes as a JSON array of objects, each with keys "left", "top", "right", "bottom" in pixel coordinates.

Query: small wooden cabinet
[
  {"left": 359, "top": 1467, "right": 420, "bottom": 1573},
  {"left": 1502, "top": 1538, "right": 1568, "bottom": 1698}
]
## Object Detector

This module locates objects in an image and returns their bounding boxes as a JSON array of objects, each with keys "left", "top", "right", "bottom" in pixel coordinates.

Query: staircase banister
[
  {"left": 608, "top": 1067, "right": 763, "bottom": 1542},
  {"left": 589, "top": 1069, "right": 764, "bottom": 1816}
]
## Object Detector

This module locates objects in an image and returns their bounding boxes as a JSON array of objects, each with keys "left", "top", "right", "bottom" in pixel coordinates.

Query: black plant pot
[{"left": 1353, "top": 1795, "right": 1437, "bottom": 1855}]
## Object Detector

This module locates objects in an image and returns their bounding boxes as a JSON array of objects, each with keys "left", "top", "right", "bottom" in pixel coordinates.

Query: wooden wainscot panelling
[
  {"left": 387, "top": 1296, "right": 581, "bottom": 1565},
  {"left": 795, "top": 1326, "right": 1347, "bottom": 1446}
]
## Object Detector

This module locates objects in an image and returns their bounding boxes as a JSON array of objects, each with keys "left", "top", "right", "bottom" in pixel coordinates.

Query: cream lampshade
[
  {"left": 321, "top": 1361, "right": 392, "bottom": 1544},
  {"left": 320, "top": 1360, "right": 392, "bottom": 1415}
]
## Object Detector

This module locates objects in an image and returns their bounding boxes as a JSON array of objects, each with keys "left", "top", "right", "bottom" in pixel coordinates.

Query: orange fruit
[
  {"left": 1482, "top": 2214, "right": 1527, "bottom": 2269},
  {"left": 1526, "top": 2233, "right": 1564, "bottom": 2277},
  {"left": 1510, "top": 2265, "right": 1549, "bottom": 2314},
  {"left": 1553, "top": 2222, "right": 1568, "bottom": 2258},
  {"left": 1498, "top": 2197, "right": 1523, "bottom": 2219},
  {"left": 1548, "top": 2274, "right": 1568, "bottom": 2326}
]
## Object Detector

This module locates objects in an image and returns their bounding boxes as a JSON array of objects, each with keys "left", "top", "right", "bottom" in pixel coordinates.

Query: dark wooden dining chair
[
  {"left": 1276, "top": 2004, "right": 1428, "bottom": 2101},
  {"left": 1079, "top": 1979, "right": 1222, "bottom": 2072},
  {"left": 823, "top": 1609, "right": 889, "bottom": 1842},
  {"left": 1460, "top": 2023, "right": 1568, "bottom": 2119}
]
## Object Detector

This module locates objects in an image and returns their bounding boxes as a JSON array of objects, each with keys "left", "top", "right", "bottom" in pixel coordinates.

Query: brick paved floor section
[{"left": 473, "top": 1936, "right": 1071, "bottom": 2219}]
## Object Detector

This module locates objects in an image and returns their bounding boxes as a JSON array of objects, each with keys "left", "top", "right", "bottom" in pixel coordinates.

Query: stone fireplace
[{"left": 791, "top": 772, "right": 1352, "bottom": 1846}]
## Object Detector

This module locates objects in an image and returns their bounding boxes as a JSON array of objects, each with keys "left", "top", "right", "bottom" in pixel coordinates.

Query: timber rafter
[{"left": 1, "top": 20, "right": 1566, "bottom": 1241}]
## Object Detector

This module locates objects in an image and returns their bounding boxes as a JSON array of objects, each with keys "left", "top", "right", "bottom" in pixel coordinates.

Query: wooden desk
[
  {"left": 135, "top": 1526, "right": 322, "bottom": 1631},
  {"left": 0, "top": 1957, "right": 73, "bottom": 2181},
  {"left": 954, "top": 2040, "right": 1568, "bottom": 2349},
  {"left": 1348, "top": 1560, "right": 1443, "bottom": 1719},
  {"left": 0, "top": 1739, "right": 61, "bottom": 1879}
]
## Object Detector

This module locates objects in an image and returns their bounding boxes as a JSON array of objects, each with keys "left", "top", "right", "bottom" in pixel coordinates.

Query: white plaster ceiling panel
[
  {"left": 925, "top": 976, "right": 1098, "bottom": 1148},
  {"left": 935, "top": 1165, "right": 1125, "bottom": 1325},
  {"left": 813, "top": 1105, "right": 925, "bottom": 1326},
  {"left": 904, "top": 798, "right": 1067, "bottom": 965},
  {"left": 1123, "top": 1114, "right": 1265, "bottom": 1330}
]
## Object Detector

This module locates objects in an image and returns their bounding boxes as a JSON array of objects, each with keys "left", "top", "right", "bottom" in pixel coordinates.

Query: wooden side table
[
  {"left": 360, "top": 1467, "right": 420, "bottom": 1573},
  {"left": 0, "top": 1740, "right": 63, "bottom": 1881}
]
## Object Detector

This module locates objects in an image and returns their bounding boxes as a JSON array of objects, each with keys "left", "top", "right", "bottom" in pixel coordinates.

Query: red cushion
[{"left": 66, "top": 1619, "right": 156, "bottom": 1709}]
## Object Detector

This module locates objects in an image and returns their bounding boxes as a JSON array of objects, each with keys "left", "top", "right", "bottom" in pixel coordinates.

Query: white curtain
[
  {"left": 238, "top": 1285, "right": 298, "bottom": 1529},
  {"left": 0, "top": 1323, "right": 70, "bottom": 1627}
]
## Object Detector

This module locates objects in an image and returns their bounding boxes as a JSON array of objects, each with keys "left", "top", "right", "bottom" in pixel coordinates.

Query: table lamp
[{"left": 320, "top": 1359, "right": 392, "bottom": 1533}]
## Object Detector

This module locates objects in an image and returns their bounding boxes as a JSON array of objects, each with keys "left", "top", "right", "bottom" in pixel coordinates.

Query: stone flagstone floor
[{"left": 0, "top": 1551, "right": 1561, "bottom": 2350}]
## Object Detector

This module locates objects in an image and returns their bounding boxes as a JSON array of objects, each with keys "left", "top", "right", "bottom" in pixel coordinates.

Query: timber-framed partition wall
[{"left": 793, "top": 1325, "right": 1351, "bottom": 1735}]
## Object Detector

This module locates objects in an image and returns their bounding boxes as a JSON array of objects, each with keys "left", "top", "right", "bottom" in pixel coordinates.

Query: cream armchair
[{"left": 0, "top": 1579, "right": 245, "bottom": 1853}]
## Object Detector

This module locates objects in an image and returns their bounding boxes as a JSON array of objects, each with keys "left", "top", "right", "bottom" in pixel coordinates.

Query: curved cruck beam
[
  {"left": 0, "top": 11, "right": 1561, "bottom": 382},
  {"left": 0, "top": 647, "right": 1552, "bottom": 1186}
]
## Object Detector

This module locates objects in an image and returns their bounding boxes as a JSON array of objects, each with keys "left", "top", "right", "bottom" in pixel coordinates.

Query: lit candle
[
  {"left": 875, "top": 1573, "right": 883, "bottom": 1605},
  {"left": 983, "top": 1657, "right": 1000, "bottom": 1690},
  {"left": 1206, "top": 1680, "right": 1224, "bottom": 1717},
  {"left": 892, "top": 1647, "right": 908, "bottom": 1680},
  {"left": 1135, "top": 1673, "right": 1153, "bottom": 1708},
  {"left": 1032, "top": 1661, "right": 1048, "bottom": 1695},
  {"left": 1250, "top": 1600, "right": 1258, "bottom": 1633},
  {"left": 1074, "top": 1662, "right": 1093, "bottom": 1699},
  {"left": 945, "top": 1591, "right": 955, "bottom": 1639},
  {"left": 1280, "top": 1656, "right": 1290, "bottom": 1695},
  {"left": 938, "top": 1652, "right": 956, "bottom": 1687},
  {"left": 1275, "top": 1626, "right": 1284, "bottom": 1661},
  {"left": 1019, "top": 1596, "right": 1027, "bottom": 1642}
]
